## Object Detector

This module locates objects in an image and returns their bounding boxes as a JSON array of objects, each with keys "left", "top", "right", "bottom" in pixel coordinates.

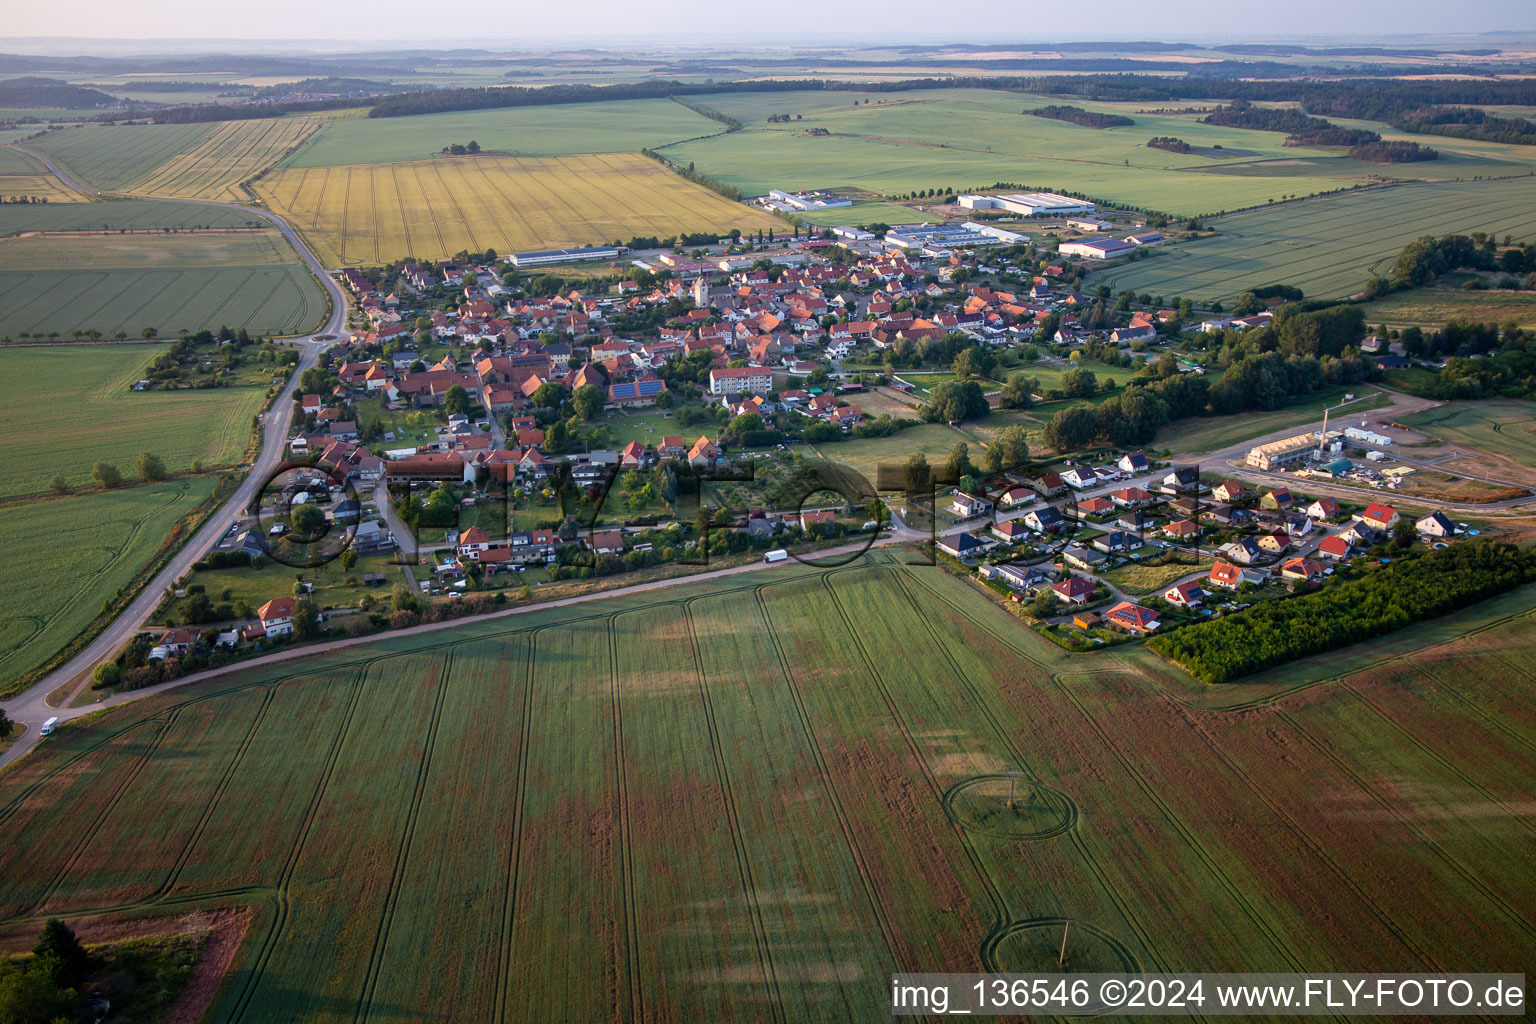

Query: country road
[{"left": 0, "top": 146, "right": 350, "bottom": 769}]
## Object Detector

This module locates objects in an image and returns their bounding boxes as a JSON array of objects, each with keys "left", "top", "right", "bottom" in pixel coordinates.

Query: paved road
[{"left": 0, "top": 147, "right": 350, "bottom": 769}]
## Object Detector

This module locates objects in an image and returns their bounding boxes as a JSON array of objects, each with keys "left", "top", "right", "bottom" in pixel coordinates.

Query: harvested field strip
[{"left": 115, "top": 118, "right": 319, "bottom": 201}]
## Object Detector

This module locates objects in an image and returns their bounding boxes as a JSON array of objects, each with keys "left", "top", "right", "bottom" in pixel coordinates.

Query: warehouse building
[
  {"left": 884, "top": 223, "right": 1004, "bottom": 251},
  {"left": 507, "top": 246, "right": 623, "bottom": 268},
  {"left": 958, "top": 192, "right": 1097, "bottom": 217},
  {"left": 762, "top": 189, "right": 852, "bottom": 212},
  {"left": 1058, "top": 238, "right": 1135, "bottom": 259}
]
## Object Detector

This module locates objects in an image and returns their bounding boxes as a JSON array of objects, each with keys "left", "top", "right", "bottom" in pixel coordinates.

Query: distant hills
[{"left": 0, "top": 76, "right": 117, "bottom": 108}]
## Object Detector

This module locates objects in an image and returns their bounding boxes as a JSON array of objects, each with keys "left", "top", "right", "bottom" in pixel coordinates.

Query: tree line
[
  {"left": 1024, "top": 105, "right": 1134, "bottom": 128},
  {"left": 1148, "top": 542, "right": 1536, "bottom": 684}
]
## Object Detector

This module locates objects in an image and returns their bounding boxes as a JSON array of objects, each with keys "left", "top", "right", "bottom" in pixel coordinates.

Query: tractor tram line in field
[
  {"left": 1167, "top": 697, "right": 1446, "bottom": 971},
  {"left": 751, "top": 584, "right": 908, "bottom": 979},
  {"left": 491, "top": 634, "right": 537, "bottom": 1024},
  {"left": 680, "top": 599, "right": 789, "bottom": 1023},
  {"left": 814, "top": 573, "right": 1013, "bottom": 945},
  {"left": 354, "top": 651, "right": 455, "bottom": 1024},
  {"left": 604, "top": 615, "right": 645, "bottom": 1024},
  {"left": 1273, "top": 703, "right": 1536, "bottom": 947},
  {"left": 223, "top": 665, "right": 371, "bottom": 1024}
]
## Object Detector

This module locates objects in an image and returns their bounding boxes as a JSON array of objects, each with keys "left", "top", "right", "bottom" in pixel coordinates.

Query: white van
[
  {"left": 763, "top": 549, "right": 789, "bottom": 564},
  {"left": 40, "top": 717, "right": 59, "bottom": 737}
]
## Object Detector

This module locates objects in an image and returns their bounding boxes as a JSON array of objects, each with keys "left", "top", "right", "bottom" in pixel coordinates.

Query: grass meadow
[
  {"left": 0, "top": 476, "right": 217, "bottom": 692},
  {"left": 0, "top": 554, "right": 1532, "bottom": 1020},
  {"left": 256, "top": 152, "right": 781, "bottom": 265},
  {"left": 1087, "top": 176, "right": 1536, "bottom": 304},
  {"left": 0, "top": 345, "right": 269, "bottom": 496}
]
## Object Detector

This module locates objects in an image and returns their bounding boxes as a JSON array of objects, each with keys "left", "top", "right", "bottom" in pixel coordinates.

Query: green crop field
[
  {"left": 0, "top": 206, "right": 327, "bottom": 340},
  {"left": 27, "top": 123, "right": 221, "bottom": 191},
  {"left": 1401, "top": 400, "right": 1536, "bottom": 470},
  {"left": 0, "top": 345, "right": 270, "bottom": 497},
  {"left": 1087, "top": 176, "right": 1536, "bottom": 304},
  {"left": 282, "top": 99, "right": 729, "bottom": 168},
  {"left": 1, "top": 554, "right": 1533, "bottom": 1021},
  {"left": 0, "top": 200, "right": 265, "bottom": 234},
  {"left": 662, "top": 89, "right": 1536, "bottom": 216},
  {"left": 0, "top": 477, "right": 216, "bottom": 692},
  {"left": 1356, "top": 286, "right": 1536, "bottom": 328}
]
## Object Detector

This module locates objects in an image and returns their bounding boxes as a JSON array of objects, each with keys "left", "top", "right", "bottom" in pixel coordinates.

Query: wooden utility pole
[{"left": 1059, "top": 920, "right": 1072, "bottom": 967}]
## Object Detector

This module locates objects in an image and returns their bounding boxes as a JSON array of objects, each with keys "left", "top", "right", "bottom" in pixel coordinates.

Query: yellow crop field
[
  {"left": 127, "top": 117, "right": 322, "bottom": 202},
  {"left": 255, "top": 152, "right": 783, "bottom": 265},
  {"left": 0, "top": 173, "right": 85, "bottom": 203}
]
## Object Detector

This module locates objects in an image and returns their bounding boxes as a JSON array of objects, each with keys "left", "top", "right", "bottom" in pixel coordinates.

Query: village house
[
  {"left": 949, "top": 490, "right": 995, "bottom": 519},
  {"left": 989, "top": 521, "right": 1026, "bottom": 543},
  {"left": 255, "top": 597, "right": 297, "bottom": 637},
  {"left": 978, "top": 563, "right": 1047, "bottom": 593},
  {"left": 1104, "top": 600, "right": 1160, "bottom": 634},
  {"left": 1207, "top": 561, "right": 1243, "bottom": 592},
  {"left": 1164, "top": 580, "right": 1204, "bottom": 608},
  {"left": 1212, "top": 481, "right": 1246, "bottom": 503},
  {"left": 1416, "top": 510, "right": 1454, "bottom": 538},
  {"left": 996, "top": 486, "right": 1035, "bottom": 510},
  {"left": 1052, "top": 574, "right": 1098, "bottom": 605},
  {"left": 1361, "top": 502, "right": 1400, "bottom": 531},
  {"left": 1317, "top": 535, "right": 1354, "bottom": 561}
]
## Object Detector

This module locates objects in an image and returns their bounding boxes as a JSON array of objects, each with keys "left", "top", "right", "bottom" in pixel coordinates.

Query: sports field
[
  {"left": 281, "top": 99, "right": 730, "bottom": 167},
  {"left": 0, "top": 477, "right": 217, "bottom": 692},
  {"left": 255, "top": 153, "right": 781, "bottom": 266},
  {"left": 0, "top": 218, "right": 327, "bottom": 340},
  {"left": 0, "top": 345, "right": 269, "bottom": 497},
  {"left": 1, "top": 555, "right": 1532, "bottom": 1020},
  {"left": 1401, "top": 400, "right": 1536, "bottom": 471},
  {"left": 1087, "top": 177, "right": 1536, "bottom": 304}
]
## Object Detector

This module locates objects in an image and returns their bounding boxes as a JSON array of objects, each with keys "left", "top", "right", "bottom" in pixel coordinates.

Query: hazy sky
[{"left": 8, "top": 0, "right": 1535, "bottom": 47}]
